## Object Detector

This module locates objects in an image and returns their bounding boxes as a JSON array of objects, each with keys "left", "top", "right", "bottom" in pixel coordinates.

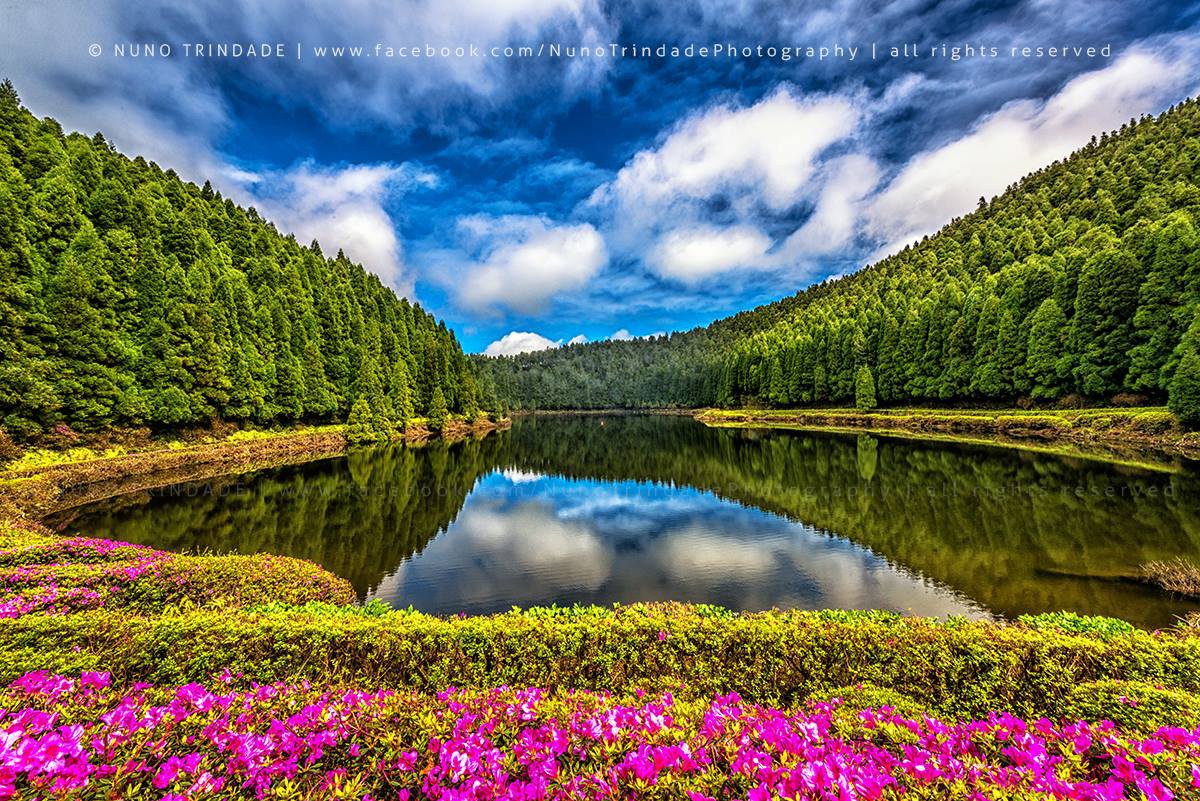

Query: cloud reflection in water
[{"left": 371, "top": 470, "right": 985, "bottom": 617}]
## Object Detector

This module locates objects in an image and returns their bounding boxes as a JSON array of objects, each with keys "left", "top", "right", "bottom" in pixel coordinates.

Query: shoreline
[
  {"left": 511, "top": 408, "right": 699, "bottom": 417},
  {"left": 0, "top": 417, "right": 509, "bottom": 522},
  {"left": 6, "top": 406, "right": 1191, "bottom": 525},
  {"left": 694, "top": 407, "right": 1200, "bottom": 469}
]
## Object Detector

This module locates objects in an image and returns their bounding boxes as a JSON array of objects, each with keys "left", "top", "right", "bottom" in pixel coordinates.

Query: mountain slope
[
  {"left": 0, "top": 81, "right": 487, "bottom": 439},
  {"left": 479, "top": 98, "right": 1200, "bottom": 420}
]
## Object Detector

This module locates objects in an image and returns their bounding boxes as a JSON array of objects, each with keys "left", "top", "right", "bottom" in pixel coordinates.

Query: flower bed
[
  {"left": 4, "top": 603, "right": 1200, "bottom": 724},
  {"left": 0, "top": 534, "right": 355, "bottom": 617},
  {"left": 2, "top": 671, "right": 1199, "bottom": 800},
  {"left": 3, "top": 525, "right": 1200, "bottom": 796}
]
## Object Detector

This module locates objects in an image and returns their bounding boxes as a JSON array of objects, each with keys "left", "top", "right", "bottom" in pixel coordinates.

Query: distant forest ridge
[
  {"left": 477, "top": 96, "right": 1200, "bottom": 425},
  {"left": 0, "top": 80, "right": 499, "bottom": 441}
]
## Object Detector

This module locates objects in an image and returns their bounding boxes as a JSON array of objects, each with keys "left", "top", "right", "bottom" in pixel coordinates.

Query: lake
[{"left": 47, "top": 415, "right": 1200, "bottom": 627}]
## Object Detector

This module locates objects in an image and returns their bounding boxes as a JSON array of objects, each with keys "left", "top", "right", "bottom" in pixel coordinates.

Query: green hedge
[
  {"left": 3, "top": 604, "right": 1197, "bottom": 720},
  {"left": 1064, "top": 679, "right": 1200, "bottom": 732},
  {"left": 122, "top": 553, "right": 357, "bottom": 610},
  {"left": 0, "top": 530, "right": 357, "bottom": 614}
]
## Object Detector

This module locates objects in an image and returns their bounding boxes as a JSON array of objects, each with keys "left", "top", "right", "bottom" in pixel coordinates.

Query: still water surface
[{"left": 49, "top": 415, "right": 1200, "bottom": 626}]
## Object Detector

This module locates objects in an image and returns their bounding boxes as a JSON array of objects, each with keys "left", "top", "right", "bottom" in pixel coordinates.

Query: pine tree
[
  {"left": 1071, "top": 249, "right": 1142, "bottom": 396},
  {"left": 1025, "top": 298, "right": 1070, "bottom": 399},
  {"left": 346, "top": 396, "right": 377, "bottom": 444},
  {"left": 388, "top": 358, "right": 415, "bottom": 431},
  {"left": 428, "top": 385, "right": 449, "bottom": 432},
  {"left": 970, "top": 295, "right": 1005, "bottom": 397},
  {"left": 1128, "top": 214, "right": 1197, "bottom": 391},
  {"left": 854, "top": 365, "right": 877, "bottom": 411},
  {"left": 46, "top": 224, "right": 129, "bottom": 429},
  {"left": 1169, "top": 310, "right": 1200, "bottom": 428}
]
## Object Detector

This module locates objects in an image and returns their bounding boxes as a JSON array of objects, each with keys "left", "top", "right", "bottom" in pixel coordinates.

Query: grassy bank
[
  {"left": 0, "top": 416, "right": 508, "bottom": 521},
  {"left": 7, "top": 600, "right": 1200, "bottom": 722},
  {"left": 697, "top": 406, "right": 1200, "bottom": 465}
]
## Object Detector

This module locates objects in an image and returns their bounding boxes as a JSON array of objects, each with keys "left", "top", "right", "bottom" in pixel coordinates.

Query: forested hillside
[
  {"left": 480, "top": 98, "right": 1200, "bottom": 423},
  {"left": 0, "top": 81, "right": 488, "bottom": 440}
]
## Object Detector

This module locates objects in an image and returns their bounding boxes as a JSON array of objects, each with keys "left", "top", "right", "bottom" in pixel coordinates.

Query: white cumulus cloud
[
  {"left": 452, "top": 216, "right": 607, "bottom": 314},
  {"left": 649, "top": 225, "right": 773, "bottom": 283},
  {"left": 595, "top": 86, "right": 859, "bottom": 213},
  {"left": 589, "top": 85, "right": 874, "bottom": 283},
  {"left": 483, "top": 331, "right": 562, "bottom": 356},
  {"left": 243, "top": 162, "right": 438, "bottom": 294},
  {"left": 780, "top": 154, "right": 879, "bottom": 259}
]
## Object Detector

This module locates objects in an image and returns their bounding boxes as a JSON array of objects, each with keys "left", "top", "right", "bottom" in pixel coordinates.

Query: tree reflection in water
[{"left": 51, "top": 415, "right": 1200, "bottom": 627}]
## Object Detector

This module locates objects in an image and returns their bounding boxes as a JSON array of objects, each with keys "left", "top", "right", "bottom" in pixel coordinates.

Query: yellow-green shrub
[
  {"left": 1063, "top": 679, "right": 1200, "bottom": 733},
  {"left": 1, "top": 604, "right": 1197, "bottom": 721},
  {"left": 1131, "top": 410, "right": 1177, "bottom": 434}
]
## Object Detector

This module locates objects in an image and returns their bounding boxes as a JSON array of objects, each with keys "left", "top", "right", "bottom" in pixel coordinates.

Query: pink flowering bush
[
  {"left": 0, "top": 535, "right": 355, "bottom": 618},
  {"left": 6, "top": 602, "right": 1200, "bottom": 724},
  {"left": 1, "top": 671, "right": 1199, "bottom": 800},
  {"left": 3, "top": 525, "right": 1200, "bottom": 797}
]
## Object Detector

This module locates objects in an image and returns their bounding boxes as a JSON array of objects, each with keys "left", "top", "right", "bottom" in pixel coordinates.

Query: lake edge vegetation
[
  {"left": 695, "top": 405, "right": 1200, "bottom": 460},
  {"left": 0, "top": 416, "right": 510, "bottom": 526},
  {"left": 4, "top": 519, "right": 1200, "bottom": 796}
]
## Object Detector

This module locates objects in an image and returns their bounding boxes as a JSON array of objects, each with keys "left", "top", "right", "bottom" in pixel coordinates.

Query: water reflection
[
  {"left": 372, "top": 474, "right": 983, "bottom": 616},
  {"left": 49, "top": 415, "right": 1200, "bottom": 627}
]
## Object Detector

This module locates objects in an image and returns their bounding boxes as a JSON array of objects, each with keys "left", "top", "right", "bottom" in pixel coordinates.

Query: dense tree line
[
  {"left": 482, "top": 98, "right": 1200, "bottom": 424},
  {"left": 721, "top": 98, "right": 1200, "bottom": 420},
  {"left": 474, "top": 335, "right": 724, "bottom": 411},
  {"left": 0, "top": 81, "right": 491, "bottom": 440}
]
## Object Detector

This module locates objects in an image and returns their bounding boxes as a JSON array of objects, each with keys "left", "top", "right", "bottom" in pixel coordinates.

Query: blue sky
[{"left": 2, "top": 1, "right": 1199, "bottom": 353}]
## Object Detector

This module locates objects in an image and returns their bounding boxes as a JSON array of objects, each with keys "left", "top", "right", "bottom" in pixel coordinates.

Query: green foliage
[
  {"left": 427, "top": 386, "right": 448, "bottom": 432},
  {"left": 813, "top": 683, "right": 928, "bottom": 719},
  {"left": 1025, "top": 298, "right": 1070, "bottom": 399},
  {"left": 1169, "top": 310, "right": 1200, "bottom": 426},
  {"left": 0, "top": 83, "right": 483, "bottom": 438},
  {"left": 994, "top": 414, "right": 1070, "bottom": 434},
  {"left": 854, "top": 365, "right": 876, "bottom": 410},
  {"left": 1131, "top": 410, "right": 1176, "bottom": 434},
  {"left": 1063, "top": 680, "right": 1200, "bottom": 733},
  {"left": 2, "top": 603, "right": 1198, "bottom": 720},
  {"left": 1017, "top": 611, "right": 1136, "bottom": 639},
  {"left": 248, "top": 598, "right": 395, "bottom": 617},
  {"left": 345, "top": 396, "right": 381, "bottom": 445}
]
